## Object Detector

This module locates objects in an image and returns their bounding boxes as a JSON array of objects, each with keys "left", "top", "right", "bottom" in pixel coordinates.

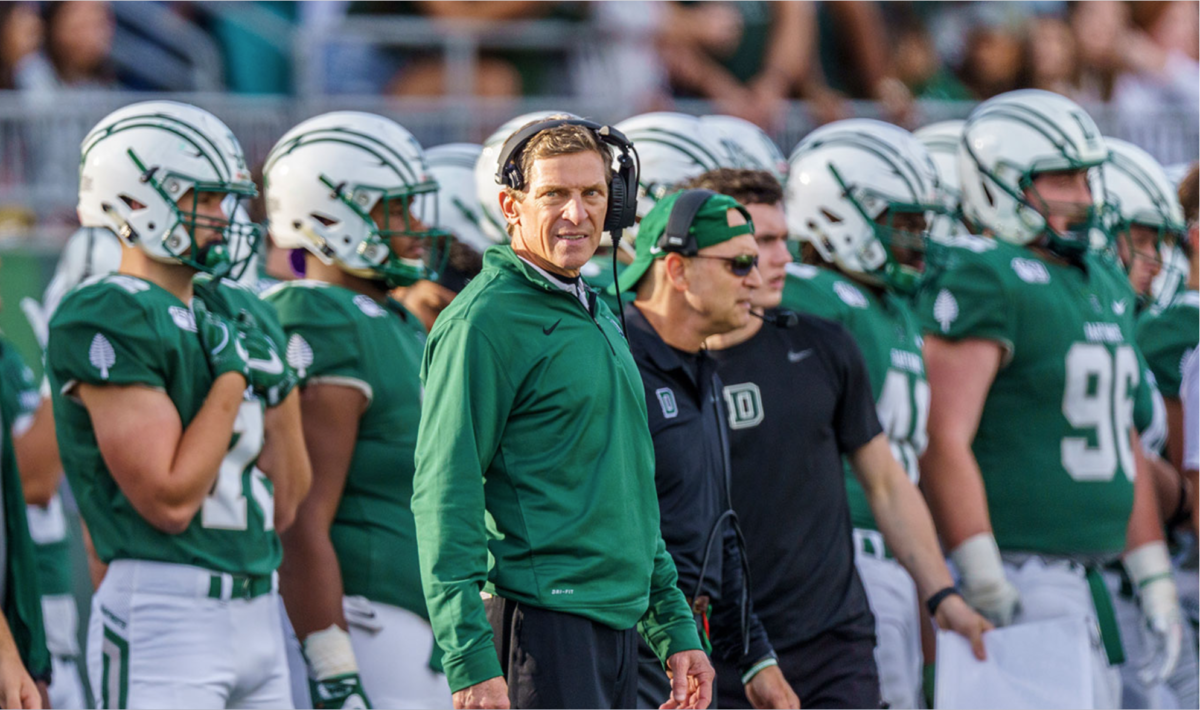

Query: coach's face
[
  {"left": 684, "top": 221, "right": 762, "bottom": 333},
  {"left": 502, "top": 151, "right": 608, "bottom": 277}
]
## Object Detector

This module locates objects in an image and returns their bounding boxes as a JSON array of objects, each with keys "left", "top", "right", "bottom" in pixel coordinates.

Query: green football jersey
[
  {"left": 916, "top": 236, "right": 1139, "bottom": 556},
  {"left": 1137, "top": 290, "right": 1199, "bottom": 399},
  {"left": 47, "top": 274, "right": 280, "bottom": 575},
  {"left": 780, "top": 263, "right": 928, "bottom": 535},
  {"left": 265, "top": 281, "right": 429, "bottom": 617},
  {"left": 0, "top": 336, "right": 73, "bottom": 597}
]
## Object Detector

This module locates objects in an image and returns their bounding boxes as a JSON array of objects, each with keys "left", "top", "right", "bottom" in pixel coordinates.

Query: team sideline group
[{"left": 0, "top": 87, "right": 1196, "bottom": 710}]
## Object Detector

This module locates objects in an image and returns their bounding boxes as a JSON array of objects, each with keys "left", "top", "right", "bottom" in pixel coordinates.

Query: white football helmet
[
  {"left": 263, "top": 111, "right": 445, "bottom": 288},
  {"left": 614, "top": 112, "right": 726, "bottom": 220},
  {"left": 702, "top": 114, "right": 788, "bottom": 185},
  {"left": 427, "top": 143, "right": 495, "bottom": 254},
  {"left": 959, "top": 89, "right": 1108, "bottom": 253},
  {"left": 1102, "top": 137, "right": 1187, "bottom": 294},
  {"left": 474, "top": 110, "right": 581, "bottom": 244},
  {"left": 914, "top": 120, "right": 967, "bottom": 238},
  {"left": 786, "top": 119, "right": 941, "bottom": 294},
  {"left": 77, "top": 100, "right": 260, "bottom": 277}
]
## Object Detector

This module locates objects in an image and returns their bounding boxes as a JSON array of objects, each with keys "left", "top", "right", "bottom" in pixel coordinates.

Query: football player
[
  {"left": 778, "top": 118, "right": 942, "bottom": 709},
  {"left": 263, "top": 111, "right": 452, "bottom": 709},
  {"left": 916, "top": 89, "right": 1185, "bottom": 708},
  {"left": 914, "top": 120, "right": 970, "bottom": 239},
  {"left": 46, "top": 100, "right": 302, "bottom": 709},
  {"left": 1102, "top": 141, "right": 1199, "bottom": 707}
]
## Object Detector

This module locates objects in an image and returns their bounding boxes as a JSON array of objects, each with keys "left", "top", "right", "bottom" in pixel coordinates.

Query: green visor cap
[{"left": 614, "top": 191, "right": 754, "bottom": 293}]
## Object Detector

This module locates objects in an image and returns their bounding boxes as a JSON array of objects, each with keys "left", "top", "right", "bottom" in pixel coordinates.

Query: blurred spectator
[
  {"left": 1068, "top": 0, "right": 1127, "bottom": 101},
  {"left": 1023, "top": 16, "right": 1079, "bottom": 97},
  {"left": 41, "top": 2, "right": 116, "bottom": 90},
  {"left": 659, "top": 1, "right": 814, "bottom": 129},
  {"left": 957, "top": 13, "right": 1024, "bottom": 99},
  {"left": 0, "top": 3, "right": 42, "bottom": 90},
  {"left": 1113, "top": 1, "right": 1200, "bottom": 114},
  {"left": 384, "top": 1, "right": 558, "bottom": 97},
  {"left": 890, "top": 14, "right": 972, "bottom": 101}
]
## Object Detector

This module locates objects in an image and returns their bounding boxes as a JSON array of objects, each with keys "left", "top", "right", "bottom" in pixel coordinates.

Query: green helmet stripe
[{"left": 624, "top": 128, "right": 724, "bottom": 170}]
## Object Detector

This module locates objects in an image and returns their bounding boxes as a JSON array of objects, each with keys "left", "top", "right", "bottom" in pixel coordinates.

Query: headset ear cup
[{"left": 605, "top": 175, "right": 627, "bottom": 233}]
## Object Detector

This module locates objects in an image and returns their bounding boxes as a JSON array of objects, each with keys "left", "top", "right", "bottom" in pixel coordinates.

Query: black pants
[
  {"left": 485, "top": 596, "right": 640, "bottom": 709},
  {"left": 714, "top": 622, "right": 881, "bottom": 709}
]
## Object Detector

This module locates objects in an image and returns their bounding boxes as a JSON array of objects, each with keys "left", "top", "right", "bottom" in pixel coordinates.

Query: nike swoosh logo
[
  {"left": 543, "top": 319, "right": 562, "bottom": 336},
  {"left": 788, "top": 349, "right": 813, "bottom": 363}
]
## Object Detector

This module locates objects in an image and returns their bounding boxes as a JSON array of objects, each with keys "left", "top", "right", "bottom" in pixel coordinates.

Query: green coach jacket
[{"left": 412, "top": 245, "right": 702, "bottom": 693}]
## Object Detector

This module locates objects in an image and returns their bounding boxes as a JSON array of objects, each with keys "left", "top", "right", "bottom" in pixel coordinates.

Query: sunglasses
[{"left": 692, "top": 254, "right": 759, "bottom": 277}]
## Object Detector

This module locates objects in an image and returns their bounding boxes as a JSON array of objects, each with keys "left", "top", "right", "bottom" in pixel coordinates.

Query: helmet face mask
[
  {"left": 788, "top": 119, "right": 942, "bottom": 296},
  {"left": 78, "top": 101, "right": 261, "bottom": 278}
]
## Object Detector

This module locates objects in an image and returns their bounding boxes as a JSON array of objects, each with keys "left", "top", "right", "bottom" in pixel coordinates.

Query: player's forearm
[
  {"left": 13, "top": 400, "right": 61, "bottom": 507},
  {"left": 1126, "top": 433, "right": 1167, "bottom": 550},
  {"left": 918, "top": 437, "right": 993, "bottom": 550},
  {"left": 155, "top": 373, "right": 247, "bottom": 530},
  {"left": 279, "top": 520, "right": 349, "bottom": 640}
]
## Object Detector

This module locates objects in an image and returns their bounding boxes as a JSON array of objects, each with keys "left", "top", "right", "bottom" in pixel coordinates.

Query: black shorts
[{"left": 714, "top": 620, "right": 880, "bottom": 709}]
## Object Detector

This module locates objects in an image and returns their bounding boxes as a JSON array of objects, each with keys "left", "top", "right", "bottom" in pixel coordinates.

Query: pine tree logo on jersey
[
  {"left": 89, "top": 333, "right": 116, "bottom": 379},
  {"left": 286, "top": 334, "right": 314, "bottom": 378},
  {"left": 834, "top": 281, "right": 869, "bottom": 309},
  {"left": 933, "top": 289, "right": 959, "bottom": 334}
]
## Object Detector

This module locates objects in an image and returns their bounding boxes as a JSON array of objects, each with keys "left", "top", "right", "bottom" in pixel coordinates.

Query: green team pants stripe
[{"left": 101, "top": 625, "right": 129, "bottom": 709}]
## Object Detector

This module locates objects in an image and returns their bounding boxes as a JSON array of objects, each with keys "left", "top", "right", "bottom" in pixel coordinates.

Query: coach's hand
[
  {"left": 453, "top": 676, "right": 509, "bottom": 709},
  {"left": 0, "top": 653, "right": 40, "bottom": 709},
  {"left": 744, "top": 664, "right": 800, "bottom": 709},
  {"left": 935, "top": 594, "right": 992, "bottom": 661},
  {"left": 660, "top": 649, "right": 715, "bottom": 710}
]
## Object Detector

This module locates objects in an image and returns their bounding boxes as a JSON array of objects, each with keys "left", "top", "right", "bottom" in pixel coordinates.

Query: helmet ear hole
[
  {"left": 118, "top": 194, "right": 146, "bottom": 211},
  {"left": 820, "top": 208, "right": 843, "bottom": 224},
  {"left": 310, "top": 213, "right": 339, "bottom": 228}
]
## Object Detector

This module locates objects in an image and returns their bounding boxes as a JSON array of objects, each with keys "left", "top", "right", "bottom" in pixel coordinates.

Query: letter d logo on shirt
[
  {"left": 722, "top": 383, "right": 764, "bottom": 429},
  {"left": 656, "top": 388, "right": 679, "bottom": 419}
]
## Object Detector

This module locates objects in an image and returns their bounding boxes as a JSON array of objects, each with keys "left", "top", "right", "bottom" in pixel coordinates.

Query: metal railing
[{"left": 0, "top": 92, "right": 1195, "bottom": 245}]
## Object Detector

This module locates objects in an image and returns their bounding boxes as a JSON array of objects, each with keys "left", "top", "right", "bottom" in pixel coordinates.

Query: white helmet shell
[
  {"left": 263, "top": 111, "right": 436, "bottom": 286},
  {"left": 426, "top": 143, "right": 495, "bottom": 254},
  {"left": 78, "top": 100, "right": 256, "bottom": 268},
  {"left": 786, "top": 119, "right": 939, "bottom": 289},
  {"left": 702, "top": 114, "right": 788, "bottom": 185},
  {"left": 474, "top": 110, "right": 581, "bottom": 243},
  {"left": 1101, "top": 137, "right": 1185, "bottom": 233},
  {"left": 614, "top": 112, "right": 726, "bottom": 220},
  {"left": 958, "top": 89, "right": 1108, "bottom": 246}
]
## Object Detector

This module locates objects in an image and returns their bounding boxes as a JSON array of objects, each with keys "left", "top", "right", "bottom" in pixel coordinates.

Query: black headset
[
  {"left": 660, "top": 188, "right": 720, "bottom": 256},
  {"left": 494, "top": 118, "right": 640, "bottom": 240}
]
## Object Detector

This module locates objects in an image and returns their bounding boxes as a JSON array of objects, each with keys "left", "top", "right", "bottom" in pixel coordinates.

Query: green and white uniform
[
  {"left": 266, "top": 280, "right": 451, "bottom": 708},
  {"left": 1138, "top": 290, "right": 1199, "bottom": 405},
  {"left": 48, "top": 274, "right": 292, "bottom": 709},
  {"left": 0, "top": 335, "right": 85, "bottom": 710},
  {"left": 780, "top": 262, "right": 927, "bottom": 708},
  {"left": 917, "top": 235, "right": 1142, "bottom": 707}
]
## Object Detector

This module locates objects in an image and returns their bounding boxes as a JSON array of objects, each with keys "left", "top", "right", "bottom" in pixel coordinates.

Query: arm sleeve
[
  {"left": 833, "top": 328, "right": 885, "bottom": 454},
  {"left": 47, "top": 290, "right": 165, "bottom": 393},
  {"left": 272, "top": 295, "right": 366, "bottom": 398},
  {"left": 709, "top": 523, "right": 774, "bottom": 673},
  {"left": 411, "top": 319, "right": 515, "bottom": 693},
  {"left": 917, "top": 254, "right": 1016, "bottom": 356},
  {"left": 1183, "top": 349, "right": 1199, "bottom": 471},
  {"left": 1136, "top": 310, "right": 1187, "bottom": 397},
  {"left": 637, "top": 532, "right": 705, "bottom": 663}
]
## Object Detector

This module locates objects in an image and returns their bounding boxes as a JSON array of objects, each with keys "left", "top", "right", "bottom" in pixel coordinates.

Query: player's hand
[
  {"left": 0, "top": 658, "right": 40, "bottom": 709},
  {"left": 232, "top": 311, "right": 294, "bottom": 406},
  {"left": 950, "top": 533, "right": 1020, "bottom": 627},
  {"left": 452, "top": 676, "right": 509, "bottom": 709},
  {"left": 1137, "top": 576, "right": 1184, "bottom": 686},
  {"left": 310, "top": 673, "right": 370, "bottom": 709},
  {"left": 195, "top": 302, "right": 250, "bottom": 382},
  {"left": 661, "top": 649, "right": 715, "bottom": 709},
  {"left": 934, "top": 594, "right": 992, "bottom": 660},
  {"left": 744, "top": 664, "right": 799, "bottom": 709}
]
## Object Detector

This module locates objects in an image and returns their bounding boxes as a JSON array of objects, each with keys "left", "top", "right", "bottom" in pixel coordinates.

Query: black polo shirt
[
  {"left": 625, "top": 305, "right": 774, "bottom": 670},
  {"left": 708, "top": 311, "right": 882, "bottom": 652}
]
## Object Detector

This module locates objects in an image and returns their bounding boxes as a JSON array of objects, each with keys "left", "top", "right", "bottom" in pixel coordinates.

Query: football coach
[
  {"left": 617, "top": 190, "right": 798, "bottom": 709},
  {"left": 412, "top": 116, "right": 713, "bottom": 710}
]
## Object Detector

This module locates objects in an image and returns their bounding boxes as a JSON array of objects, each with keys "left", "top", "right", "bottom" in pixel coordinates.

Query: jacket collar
[{"left": 623, "top": 303, "right": 708, "bottom": 391}]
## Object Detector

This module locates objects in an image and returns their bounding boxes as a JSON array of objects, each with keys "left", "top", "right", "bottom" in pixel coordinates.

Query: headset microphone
[{"left": 751, "top": 309, "right": 799, "bottom": 328}]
